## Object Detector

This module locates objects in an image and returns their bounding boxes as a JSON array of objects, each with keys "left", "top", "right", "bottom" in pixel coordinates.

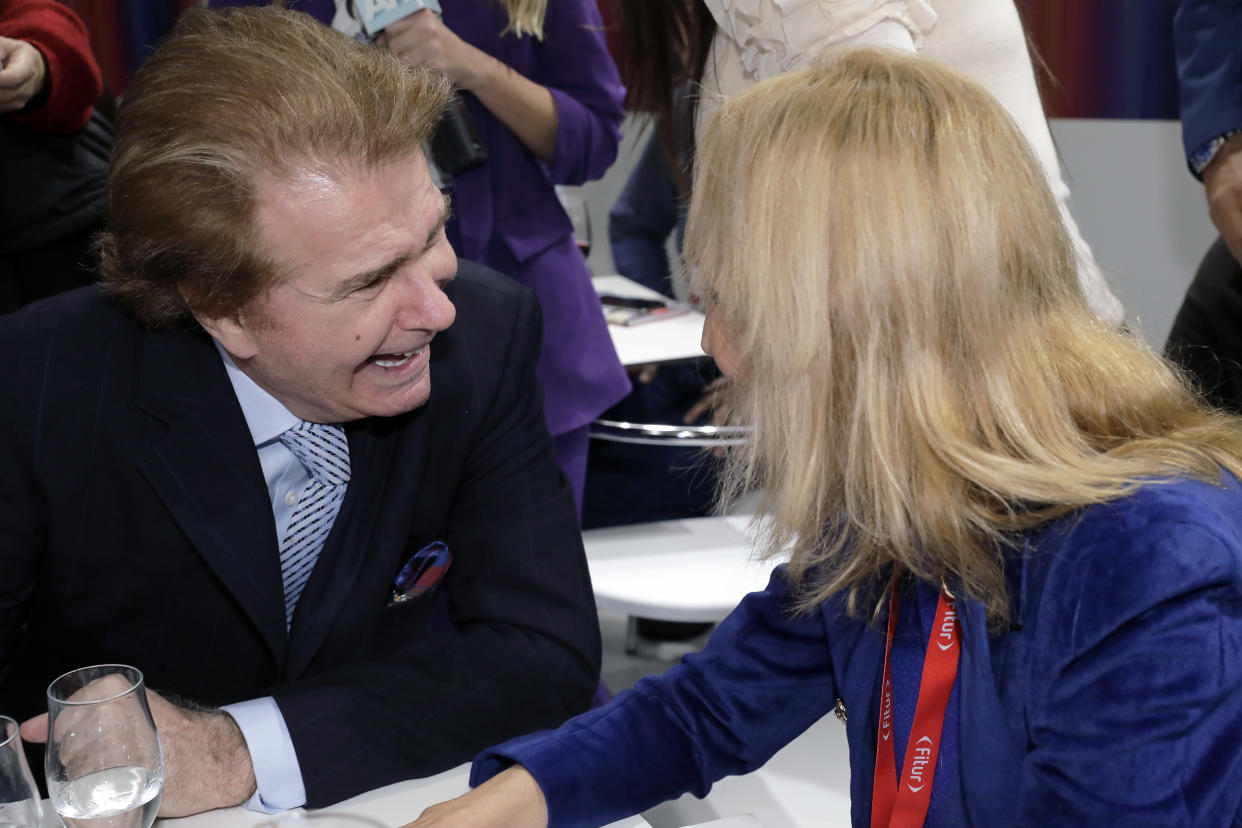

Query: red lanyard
[{"left": 870, "top": 566, "right": 961, "bottom": 828}]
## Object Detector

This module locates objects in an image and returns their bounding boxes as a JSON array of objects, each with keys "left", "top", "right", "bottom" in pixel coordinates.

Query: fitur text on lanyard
[{"left": 870, "top": 564, "right": 960, "bottom": 828}]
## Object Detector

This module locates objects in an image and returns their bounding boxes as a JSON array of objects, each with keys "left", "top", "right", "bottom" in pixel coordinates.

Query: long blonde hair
[
  {"left": 497, "top": 0, "right": 547, "bottom": 39},
  {"left": 686, "top": 49, "right": 1242, "bottom": 624}
]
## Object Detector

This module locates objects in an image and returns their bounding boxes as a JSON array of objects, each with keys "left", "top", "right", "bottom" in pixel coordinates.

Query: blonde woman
[{"left": 407, "top": 50, "right": 1242, "bottom": 826}]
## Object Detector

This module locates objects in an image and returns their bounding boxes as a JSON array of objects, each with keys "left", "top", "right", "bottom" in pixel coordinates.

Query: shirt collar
[{"left": 213, "top": 340, "right": 300, "bottom": 448}]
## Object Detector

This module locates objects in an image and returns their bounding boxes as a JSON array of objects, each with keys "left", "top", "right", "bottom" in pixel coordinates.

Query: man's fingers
[{"left": 19, "top": 713, "right": 49, "bottom": 744}]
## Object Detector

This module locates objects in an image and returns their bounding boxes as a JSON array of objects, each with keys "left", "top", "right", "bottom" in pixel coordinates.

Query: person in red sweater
[
  {"left": 0, "top": 0, "right": 100, "bottom": 132},
  {"left": 0, "top": 0, "right": 108, "bottom": 312}
]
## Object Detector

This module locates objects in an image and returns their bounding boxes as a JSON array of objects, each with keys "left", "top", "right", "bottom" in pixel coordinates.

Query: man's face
[{"left": 203, "top": 155, "right": 457, "bottom": 423}]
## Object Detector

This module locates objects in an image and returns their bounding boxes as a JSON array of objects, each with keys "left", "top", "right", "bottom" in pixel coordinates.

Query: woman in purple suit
[{"left": 213, "top": 0, "right": 631, "bottom": 511}]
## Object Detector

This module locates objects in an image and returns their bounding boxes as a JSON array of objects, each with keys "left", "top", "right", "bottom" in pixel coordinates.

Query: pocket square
[{"left": 390, "top": 540, "right": 452, "bottom": 605}]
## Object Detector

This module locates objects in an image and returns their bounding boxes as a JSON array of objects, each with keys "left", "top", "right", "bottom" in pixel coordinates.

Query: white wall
[
  {"left": 1052, "top": 118, "right": 1217, "bottom": 346},
  {"left": 574, "top": 117, "right": 1220, "bottom": 349}
]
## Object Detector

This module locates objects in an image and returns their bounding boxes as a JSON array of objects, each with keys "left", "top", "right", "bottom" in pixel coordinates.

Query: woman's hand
[
  {"left": 376, "top": 9, "right": 557, "bottom": 163},
  {"left": 379, "top": 10, "right": 487, "bottom": 91},
  {"left": 402, "top": 766, "right": 549, "bottom": 828}
]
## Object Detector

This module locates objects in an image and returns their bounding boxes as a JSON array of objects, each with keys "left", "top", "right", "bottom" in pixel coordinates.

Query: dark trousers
[
  {"left": 582, "top": 361, "right": 720, "bottom": 530},
  {"left": 1166, "top": 236, "right": 1242, "bottom": 415}
]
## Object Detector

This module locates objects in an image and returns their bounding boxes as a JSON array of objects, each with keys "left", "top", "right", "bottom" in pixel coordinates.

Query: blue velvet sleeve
[
  {"left": 1175, "top": 0, "right": 1242, "bottom": 174},
  {"left": 471, "top": 566, "right": 838, "bottom": 827},
  {"left": 1016, "top": 493, "right": 1242, "bottom": 824}
]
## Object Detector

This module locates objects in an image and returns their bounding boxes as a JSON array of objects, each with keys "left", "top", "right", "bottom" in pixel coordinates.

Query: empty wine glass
[
  {"left": 45, "top": 665, "right": 164, "bottom": 828},
  {"left": 0, "top": 715, "right": 43, "bottom": 827}
]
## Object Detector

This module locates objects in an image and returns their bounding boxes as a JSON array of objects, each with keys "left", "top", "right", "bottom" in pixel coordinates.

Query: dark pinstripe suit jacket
[{"left": 0, "top": 260, "right": 600, "bottom": 806}]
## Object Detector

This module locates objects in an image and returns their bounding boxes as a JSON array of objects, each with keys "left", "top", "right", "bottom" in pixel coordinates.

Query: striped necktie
[{"left": 278, "top": 421, "right": 351, "bottom": 628}]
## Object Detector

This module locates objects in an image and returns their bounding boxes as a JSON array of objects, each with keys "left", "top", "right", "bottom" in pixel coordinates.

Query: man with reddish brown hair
[{"left": 0, "top": 5, "right": 599, "bottom": 818}]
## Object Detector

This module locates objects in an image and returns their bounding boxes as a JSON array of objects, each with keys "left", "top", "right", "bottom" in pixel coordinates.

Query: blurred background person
[
  {"left": 0, "top": 0, "right": 109, "bottom": 313},
  {"left": 609, "top": 0, "right": 1126, "bottom": 327},
  {"left": 1165, "top": 0, "right": 1242, "bottom": 414},
  {"left": 406, "top": 49, "right": 1242, "bottom": 827},
  {"left": 213, "top": 0, "right": 632, "bottom": 515},
  {"left": 581, "top": 79, "right": 720, "bottom": 532}
]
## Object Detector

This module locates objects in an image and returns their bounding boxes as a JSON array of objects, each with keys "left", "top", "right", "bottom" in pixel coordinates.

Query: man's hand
[
  {"left": 0, "top": 36, "right": 48, "bottom": 114},
  {"left": 22, "top": 688, "right": 257, "bottom": 818},
  {"left": 378, "top": 10, "right": 488, "bottom": 90},
  {"left": 1204, "top": 134, "right": 1242, "bottom": 264},
  {"left": 402, "top": 766, "right": 548, "bottom": 828}
]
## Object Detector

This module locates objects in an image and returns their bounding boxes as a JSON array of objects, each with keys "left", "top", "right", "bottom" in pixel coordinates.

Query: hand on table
[
  {"left": 403, "top": 766, "right": 548, "bottom": 828},
  {"left": 21, "top": 686, "right": 257, "bottom": 817},
  {"left": 378, "top": 10, "right": 487, "bottom": 90},
  {"left": 1204, "top": 134, "right": 1242, "bottom": 265},
  {"left": 0, "top": 36, "right": 48, "bottom": 114}
]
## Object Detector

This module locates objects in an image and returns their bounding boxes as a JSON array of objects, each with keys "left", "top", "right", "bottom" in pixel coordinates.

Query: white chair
[{"left": 582, "top": 509, "right": 780, "bottom": 653}]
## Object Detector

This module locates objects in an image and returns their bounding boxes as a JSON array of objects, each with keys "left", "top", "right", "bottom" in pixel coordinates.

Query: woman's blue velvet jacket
[{"left": 476, "top": 475, "right": 1242, "bottom": 826}]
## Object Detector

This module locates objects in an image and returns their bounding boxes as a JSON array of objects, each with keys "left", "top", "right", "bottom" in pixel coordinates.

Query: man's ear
[{"left": 194, "top": 310, "right": 260, "bottom": 360}]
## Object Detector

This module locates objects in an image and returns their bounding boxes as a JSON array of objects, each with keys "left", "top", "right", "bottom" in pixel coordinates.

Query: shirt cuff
[
  {"left": 1189, "top": 130, "right": 1241, "bottom": 178},
  {"left": 221, "top": 697, "right": 307, "bottom": 813}
]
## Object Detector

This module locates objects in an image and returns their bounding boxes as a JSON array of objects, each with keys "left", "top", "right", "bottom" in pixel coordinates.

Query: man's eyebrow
[
  {"left": 426, "top": 194, "right": 452, "bottom": 249},
  {"left": 328, "top": 196, "right": 452, "bottom": 300}
]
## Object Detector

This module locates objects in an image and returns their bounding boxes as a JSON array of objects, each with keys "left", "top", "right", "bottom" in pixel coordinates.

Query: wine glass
[
  {"left": 0, "top": 715, "right": 43, "bottom": 827},
  {"left": 45, "top": 665, "right": 164, "bottom": 828}
]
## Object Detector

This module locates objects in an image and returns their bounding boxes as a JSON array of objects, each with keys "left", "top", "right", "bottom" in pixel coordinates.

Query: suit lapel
[{"left": 134, "top": 325, "right": 287, "bottom": 668}]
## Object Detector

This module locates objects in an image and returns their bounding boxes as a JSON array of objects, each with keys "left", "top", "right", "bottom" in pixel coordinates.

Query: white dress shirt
[{"left": 215, "top": 342, "right": 310, "bottom": 812}]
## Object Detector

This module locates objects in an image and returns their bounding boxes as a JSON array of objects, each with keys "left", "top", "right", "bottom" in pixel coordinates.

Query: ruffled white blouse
[
  {"left": 705, "top": 0, "right": 936, "bottom": 79},
  {"left": 696, "top": 0, "right": 1126, "bottom": 326}
]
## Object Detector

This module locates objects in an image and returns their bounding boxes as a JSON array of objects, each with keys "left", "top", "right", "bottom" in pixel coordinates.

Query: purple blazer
[
  {"left": 212, "top": 0, "right": 631, "bottom": 436},
  {"left": 441, "top": 0, "right": 630, "bottom": 436}
]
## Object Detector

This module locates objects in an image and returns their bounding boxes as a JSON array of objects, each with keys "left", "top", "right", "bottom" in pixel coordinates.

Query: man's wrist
[{"left": 209, "top": 710, "right": 259, "bottom": 806}]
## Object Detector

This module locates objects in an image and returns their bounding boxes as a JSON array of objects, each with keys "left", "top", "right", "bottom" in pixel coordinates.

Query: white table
[
  {"left": 583, "top": 515, "right": 782, "bottom": 624},
  {"left": 35, "top": 765, "right": 650, "bottom": 828},
  {"left": 643, "top": 715, "right": 852, "bottom": 828},
  {"left": 592, "top": 275, "right": 706, "bottom": 367}
]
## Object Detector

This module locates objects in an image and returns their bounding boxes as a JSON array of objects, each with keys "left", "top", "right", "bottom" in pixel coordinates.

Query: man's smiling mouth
[{"left": 370, "top": 349, "right": 419, "bottom": 369}]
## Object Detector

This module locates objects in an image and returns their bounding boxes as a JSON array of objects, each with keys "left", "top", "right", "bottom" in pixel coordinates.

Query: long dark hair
[{"left": 608, "top": 0, "right": 715, "bottom": 191}]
